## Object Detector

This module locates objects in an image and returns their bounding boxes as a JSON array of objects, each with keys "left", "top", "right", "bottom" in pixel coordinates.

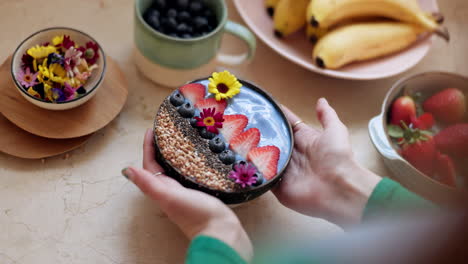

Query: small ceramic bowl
[
  {"left": 11, "top": 27, "right": 106, "bottom": 111},
  {"left": 369, "top": 72, "right": 468, "bottom": 205}
]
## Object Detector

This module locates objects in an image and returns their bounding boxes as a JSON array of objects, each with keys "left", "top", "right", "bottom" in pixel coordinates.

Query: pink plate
[{"left": 233, "top": 0, "right": 440, "bottom": 80}]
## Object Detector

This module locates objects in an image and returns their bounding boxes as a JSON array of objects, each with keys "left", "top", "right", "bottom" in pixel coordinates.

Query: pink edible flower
[
  {"left": 194, "top": 108, "right": 224, "bottom": 134},
  {"left": 229, "top": 163, "right": 258, "bottom": 188},
  {"left": 17, "top": 67, "right": 39, "bottom": 88}
]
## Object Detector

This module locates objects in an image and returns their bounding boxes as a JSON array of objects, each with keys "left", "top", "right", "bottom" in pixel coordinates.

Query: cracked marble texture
[{"left": 1, "top": 0, "right": 467, "bottom": 263}]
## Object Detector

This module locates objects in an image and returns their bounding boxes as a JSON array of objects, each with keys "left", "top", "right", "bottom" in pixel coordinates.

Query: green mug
[{"left": 134, "top": 0, "right": 257, "bottom": 86}]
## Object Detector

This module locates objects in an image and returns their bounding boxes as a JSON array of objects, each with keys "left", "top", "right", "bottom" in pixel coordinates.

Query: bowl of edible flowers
[{"left": 11, "top": 27, "right": 106, "bottom": 110}]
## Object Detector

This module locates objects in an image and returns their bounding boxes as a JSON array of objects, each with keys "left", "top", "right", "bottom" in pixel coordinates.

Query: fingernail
[
  {"left": 145, "top": 128, "right": 154, "bottom": 142},
  {"left": 319, "top": 97, "right": 328, "bottom": 104},
  {"left": 121, "top": 167, "right": 134, "bottom": 180}
]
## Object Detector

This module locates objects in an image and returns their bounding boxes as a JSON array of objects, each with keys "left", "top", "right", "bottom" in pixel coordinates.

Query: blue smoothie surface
[{"left": 193, "top": 79, "right": 293, "bottom": 173}]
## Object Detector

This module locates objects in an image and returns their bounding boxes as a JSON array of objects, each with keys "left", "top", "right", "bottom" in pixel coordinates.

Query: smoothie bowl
[
  {"left": 369, "top": 72, "right": 468, "bottom": 204},
  {"left": 153, "top": 71, "right": 293, "bottom": 204},
  {"left": 11, "top": 27, "right": 106, "bottom": 111}
]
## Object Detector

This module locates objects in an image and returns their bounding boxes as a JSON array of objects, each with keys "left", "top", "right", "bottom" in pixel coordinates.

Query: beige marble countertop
[{"left": 0, "top": 0, "right": 467, "bottom": 263}]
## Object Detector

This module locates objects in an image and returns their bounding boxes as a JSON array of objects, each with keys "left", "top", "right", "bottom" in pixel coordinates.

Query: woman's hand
[
  {"left": 274, "top": 98, "right": 381, "bottom": 228},
  {"left": 122, "top": 129, "right": 253, "bottom": 261}
]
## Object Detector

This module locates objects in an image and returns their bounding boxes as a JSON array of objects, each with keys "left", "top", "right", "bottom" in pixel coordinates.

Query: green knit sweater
[{"left": 185, "top": 178, "right": 431, "bottom": 264}]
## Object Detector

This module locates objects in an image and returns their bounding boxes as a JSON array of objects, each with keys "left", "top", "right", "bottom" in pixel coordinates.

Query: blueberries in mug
[
  {"left": 167, "top": 17, "right": 178, "bottom": 30},
  {"left": 178, "top": 11, "right": 191, "bottom": 22},
  {"left": 194, "top": 16, "right": 208, "bottom": 30},
  {"left": 152, "top": 0, "right": 167, "bottom": 11},
  {"left": 143, "top": 0, "right": 218, "bottom": 39},
  {"left": 190, "top": 1, "right": 203, "bottom": 14},
  {"left": 167, "top": 8, "right": 177, "bottom": 18},
  {"left": 177, "top": 23, "right": 189, "bottom": 34},
  {"left": 177, "top": 0, "right": 189, "bottom": 10}
]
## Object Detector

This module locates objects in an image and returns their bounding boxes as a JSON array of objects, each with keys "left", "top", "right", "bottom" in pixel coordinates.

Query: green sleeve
[
  {"left": 186, "top": 235, "right": 247, "bottom": 264},
  {"left": 363, "top": 177, "right": 434, "bottom": 221}
]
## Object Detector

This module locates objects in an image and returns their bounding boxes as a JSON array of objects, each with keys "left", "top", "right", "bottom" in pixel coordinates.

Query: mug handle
[{"left": 216, "top": 21, "right": 257, "bottom": 66}]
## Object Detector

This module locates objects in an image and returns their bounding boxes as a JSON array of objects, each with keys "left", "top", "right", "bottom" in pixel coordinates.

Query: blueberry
[
  {"left": 190, "top": 1, "right": 203, "bottom": 14},
  {"left": 194, "top": 16, "right": 208, "bottom": 30},
  {"left": 146, "top": 13, "right": 161, "bottom": 30},
  {"left": 186, "top": 25, "right": 194, "bottom": 34},
  {"left": 232, "top": 160, "right": 247, "bottom": 171},
  {"left": 177, "top": 23, "right": 189, "bottom": 34},
  {"left": 178, "top": 11, "right": 191, "bottom": 22},
  {"left": 190, "top": 118, "right": 198, "bottom": 128},
  {"left": 209, "top": 137, "right": 225, "bottom": 153},
  {"left": 169, "top": 33, "right": 179, "bottom": 38},
  {"left": 182, "top": 33, "right": 192, "bottom": 39},
  {"left": 219, "top": 150, "right": 236, "bottom": 165},
  {"left": 178, "top": 102, "right": 195, "bottom": 117},
  {"left": 176, "top": 0, "right": 189, "bottom": 10},
  {"left": 167, "top": 8, "right": 177, "bottom": 18},
  {"left": 144, "top": 8, "right": 160, "bottom": 20},
  {"left": 169, "top": 91, "right": 185, "bottom": 106},
  {"left": 152, "top": 0, "right": 167, "bottom": 11},
  {"left": 199, "top": 127, "right": 216, "bottom": 139},
  {"left": 252, "top": 173, "right": 264, "bottom": 187},
  {"left": 167, "top": 17, "right": 178, "bottom": 30}
]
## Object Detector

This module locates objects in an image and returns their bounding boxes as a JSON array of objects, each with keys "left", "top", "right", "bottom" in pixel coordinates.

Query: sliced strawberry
[
  {"left": 219, "top": 115, "right": 248, "bottom": 143},
  {"left": 230, "top": 128, "right": 260, "bottom": 158},
  {"left": 179, "top": 83, "right": 206, "bottom": 105},
  {"left": 195, "top": 98, "right": 227, "bottom": 114},
  {"left": 432, "top": 152, "right": 457, "bottom": 187},
  {"left": 247, "top": 146, "right": 280, "bottom": 180}
]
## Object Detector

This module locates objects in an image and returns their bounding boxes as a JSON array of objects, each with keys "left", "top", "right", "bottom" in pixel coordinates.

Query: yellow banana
[
  {"left": 273, "top": 0, "right": 310, "bottom": 38},
  {"left": 312, "top": 22, "right": 427, "bottom": 69},
  {"left": 265, "top": 0, "right": 281, "bottom": 17},
  {"left": 306, "top": 15, "right": 379, "bottom": 44},
  {"left": 307, "top": 0, "right": 440, "bottom": 32},
  {"left": 306, "top": 24, "right": 327, "bottom": 43}
]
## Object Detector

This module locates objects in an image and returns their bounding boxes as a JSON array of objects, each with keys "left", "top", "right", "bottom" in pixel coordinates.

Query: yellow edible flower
[
  {"left": 27, "top": 45, "right": 57, "bottom": 59},
  {"left": 44, "top": 83, "right": 54, "bottom": 101},
  {"left": 50, "top": 63, "right": 66, "bottom": 78},
  {"left": 27, "top": 87, "right": 39, "bottom": 98},
  {"left": 208, "top": 71, "right": 242, "bottom": 101},
  {"left": 38, "top": 59, "right": 69, "bottom": 85},
  {"left": 52, "top": 35, "right": 64, "bottom": 46}
]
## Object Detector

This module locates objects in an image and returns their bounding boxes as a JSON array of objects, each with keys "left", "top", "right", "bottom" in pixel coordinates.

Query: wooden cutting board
[{"left": 0, "top": 56, "right": 128, "bottom": 139}]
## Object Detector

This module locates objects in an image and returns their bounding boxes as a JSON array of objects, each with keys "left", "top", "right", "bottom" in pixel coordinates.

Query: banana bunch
[{"left": 265, "top": 0, "right": 449, "bottom": 70}]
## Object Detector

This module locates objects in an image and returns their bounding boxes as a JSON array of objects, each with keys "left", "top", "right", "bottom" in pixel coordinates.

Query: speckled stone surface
[{"left": 1, "top": 0, "right": 467, "bottom": 263}]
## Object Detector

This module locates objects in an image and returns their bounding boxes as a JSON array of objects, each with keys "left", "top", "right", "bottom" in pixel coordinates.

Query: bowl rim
[
  {"left": 380, "top": 71, "right": 468, "bottom": 190},
  {"left": 10, "top": 26, "right": 107, "bottom": 105},
  {"left": 153, "top": 77, "right": 295, "bottom": 196}
]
